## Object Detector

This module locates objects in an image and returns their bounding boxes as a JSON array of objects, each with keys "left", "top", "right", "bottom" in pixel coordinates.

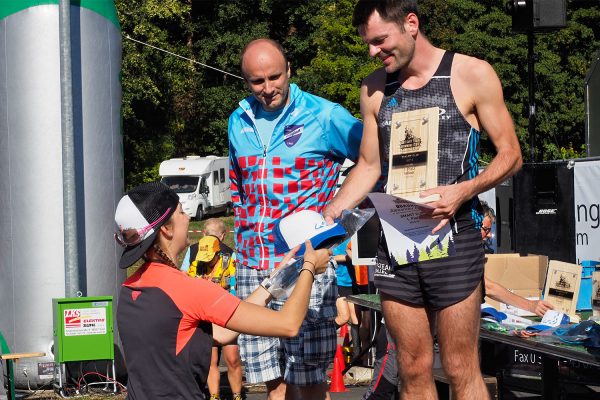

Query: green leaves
[{"left": 117, "top": 0, "right": 599, "bottom": 189}]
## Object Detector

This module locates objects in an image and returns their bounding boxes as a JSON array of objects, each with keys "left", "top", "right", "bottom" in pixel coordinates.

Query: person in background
[
  {"left": 349, "top": 242, "right": 374, "bottom": 366},
  {"left": 181, "top": 218, "right": 243, "bottom": 400},
  {"left": 228, "top": 38, "right": 363, "bottom": 400},
  {"left": 480, "top": 201, "right": 495, "bottom": 254},
  {"left": 332, "top": 239, "right": 368, "bottom": 364},
  {"left": 115, "top": 182, "right": 331, "bottom": 400},
  {"left": 481, "top": 202, "right": 554, "bottom": 317},
  {"left": 181, "top": 218, "right": 236, "bottom": 291},
  {"left": 332, "top": 238, "right": 356, "bottom": 329}
]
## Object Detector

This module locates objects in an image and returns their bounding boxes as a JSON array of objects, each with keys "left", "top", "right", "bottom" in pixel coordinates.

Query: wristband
[
  {"left": 299, "top": 268, "right": 315, "bottom": 280},
  {"left": 303, "top": 260, "right": 316, "bottom": 269}
]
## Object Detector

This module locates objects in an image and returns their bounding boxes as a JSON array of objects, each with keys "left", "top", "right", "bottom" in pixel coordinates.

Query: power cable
[{"left": 124, "top": 35, "right": 244, "bottom": 80}]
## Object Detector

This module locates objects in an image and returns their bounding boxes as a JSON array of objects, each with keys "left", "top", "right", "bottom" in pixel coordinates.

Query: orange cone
[
  {"left": 329, "top": 345, "right": 347, "bottom": 393},
  {"left": 339, "top": 323, "right": 348, "bottom": 338},
  {"left": 342, "top": 329, "right": 351, "bottom": 348}
]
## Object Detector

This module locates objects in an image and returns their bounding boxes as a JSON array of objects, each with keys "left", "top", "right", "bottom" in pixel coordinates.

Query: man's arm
[
  {"left": 463, "top": 58, "right": 523, "bottom": 194},
  {"left": 323, "top": 70, "right": 385, "bottom": 223},
  {"left": 421, "top": 58, "right": 522, "bottom": 232}
]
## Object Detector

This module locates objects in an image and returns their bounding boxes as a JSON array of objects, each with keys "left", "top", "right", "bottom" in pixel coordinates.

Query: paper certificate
[
  {"left": 387, "top": 107, "right": 439, "bottom": 202},
  {"left": 368, "top": 193, "right": 455, "bottom": 266}
]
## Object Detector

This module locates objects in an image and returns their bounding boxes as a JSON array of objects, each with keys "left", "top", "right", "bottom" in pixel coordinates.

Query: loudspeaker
[
  {"left": 513, "top": 162, "right": 575, "bottom": 262},
  {"left": 533, "top": 0, "right": 567, "bottom": 29},
  {"left": 506, "top": 0, "right": 567, "bottom": 32},
  {"left": 495, "top": 177, "right": 515, "bottom": 254}
]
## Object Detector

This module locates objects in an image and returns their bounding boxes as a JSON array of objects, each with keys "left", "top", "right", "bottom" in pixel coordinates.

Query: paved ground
[{"left": 214, "top": 364, "right": 374, "bottom": 400}]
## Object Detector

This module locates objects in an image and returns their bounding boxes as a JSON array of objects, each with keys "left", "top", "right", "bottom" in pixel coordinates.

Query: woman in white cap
[{"left": 114, "top": 182, "right": 330, "bottom": 399}]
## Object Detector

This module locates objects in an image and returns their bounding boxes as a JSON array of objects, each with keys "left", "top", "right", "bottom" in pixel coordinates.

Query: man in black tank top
[{"left": 323, "top": 1, "right": 523, "bottom": 399}]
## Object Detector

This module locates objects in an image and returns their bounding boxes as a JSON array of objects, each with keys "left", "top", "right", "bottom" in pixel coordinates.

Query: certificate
[
  {"left": 387, "top": 107, "right": 439, "bottom": 202},
  {"left": 368, "top": 193, "right": 455, "bottom": 266}
]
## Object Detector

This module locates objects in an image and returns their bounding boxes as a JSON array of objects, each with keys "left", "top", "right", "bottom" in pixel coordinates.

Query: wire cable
[
  {"left": 20, "top": 380, "right": 55, "bottom": 399},
  {"left": 77, "top": 371, "right": 127, "bottom": 393},
  {"left": 124, "top": 35, "right": 244, "bottom": 80}
]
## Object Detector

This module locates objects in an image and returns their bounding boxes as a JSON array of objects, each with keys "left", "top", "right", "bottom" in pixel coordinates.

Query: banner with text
[{"left": 574, "top": 160, "right": 600, "bottom": 264}]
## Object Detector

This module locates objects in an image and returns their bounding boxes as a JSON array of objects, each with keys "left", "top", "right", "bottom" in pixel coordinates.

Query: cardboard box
[
  {"left": 484, "top": 254, "right": 549, "bottom": 317},
  {"left": 543, "top": 260, "right": 582, "bottom": 317}
]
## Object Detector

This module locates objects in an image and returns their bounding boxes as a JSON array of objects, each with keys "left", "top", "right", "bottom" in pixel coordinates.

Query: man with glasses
[
  {"left": 480, "top": 202, "right": 495, "bottom": 253},
  {"left": 481, "top": 202, "right": 554, "bottom": 317}
]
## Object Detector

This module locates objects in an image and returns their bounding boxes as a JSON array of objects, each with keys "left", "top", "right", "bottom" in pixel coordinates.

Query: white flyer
[{"left": 368, "top": 192, "right": 455, "bottom": 265}]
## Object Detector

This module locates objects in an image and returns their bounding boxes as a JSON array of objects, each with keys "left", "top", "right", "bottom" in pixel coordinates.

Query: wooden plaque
[
  {"left": 387, "top": 107, "right": 439, "bottom": 202},
  {"left": 593, "top": 271, "right": 600, "bottom": 317},
  {"left": 543, "top": 260, "right": 582, "bottom": 316}
]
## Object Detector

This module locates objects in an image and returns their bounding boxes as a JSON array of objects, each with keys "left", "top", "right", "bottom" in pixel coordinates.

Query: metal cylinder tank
[{"left": 0, "top": 0, "right": 124, "bottom": 388}]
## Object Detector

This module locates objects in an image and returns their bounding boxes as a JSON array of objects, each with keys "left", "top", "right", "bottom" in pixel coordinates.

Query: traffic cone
[
  {"left": 339, "top": 323, "right": 348, "bottom": 338},
  {"left": 342, "top": 327, "right": 351, "bottom": 348},
  {"left": 329, "top": 345, "right": 347, "bottom": 393}
]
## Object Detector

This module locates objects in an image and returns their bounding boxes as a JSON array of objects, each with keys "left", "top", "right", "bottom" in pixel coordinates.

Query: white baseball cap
[{"left": 273, "top": 210, "right": 346, "bottom": 256}]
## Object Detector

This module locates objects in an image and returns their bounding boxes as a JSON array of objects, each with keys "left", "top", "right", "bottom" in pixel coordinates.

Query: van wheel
[
  {"left": 225, "top": 204, "right": 233, "bottom": 216},
  {"left": 195, "top": 206, "right": 204, "bottom": 221}
]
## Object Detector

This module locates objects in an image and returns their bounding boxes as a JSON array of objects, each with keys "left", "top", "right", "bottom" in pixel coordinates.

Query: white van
[{"left": 159, "top": 156, "right": 232, "bottom": 220}]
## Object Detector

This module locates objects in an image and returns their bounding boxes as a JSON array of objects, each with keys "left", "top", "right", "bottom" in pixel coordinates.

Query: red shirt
[{"left": 117, "top": 262, "right": 241, "bottom": 399}]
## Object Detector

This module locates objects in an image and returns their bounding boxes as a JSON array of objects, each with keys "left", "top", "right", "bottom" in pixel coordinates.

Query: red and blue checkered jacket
[{"left": 228, "top": 84, "right": 363, "bottom": 270}]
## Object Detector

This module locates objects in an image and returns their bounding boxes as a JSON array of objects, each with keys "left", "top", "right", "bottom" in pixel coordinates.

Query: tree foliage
[{"left": 116, "top": 0, "right": 600, "bottom": 188}]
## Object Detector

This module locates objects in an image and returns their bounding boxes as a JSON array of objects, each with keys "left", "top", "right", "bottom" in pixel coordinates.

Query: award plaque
[
  {"left": 543, "top": 260, "right": 582, "bottom": 316},
  {"left": 592, "top": 270, "right": 600, "bottom": 317},
  {"left": 387, "top": 107, "right": 439, "bottom": 202}
]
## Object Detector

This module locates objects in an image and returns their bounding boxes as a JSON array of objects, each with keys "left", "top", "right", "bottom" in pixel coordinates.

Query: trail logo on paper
[{"left": 63, "top": 308, "right": 107, "bottom": 336}]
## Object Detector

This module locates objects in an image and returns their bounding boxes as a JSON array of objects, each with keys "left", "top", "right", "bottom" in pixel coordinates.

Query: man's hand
[
  {"left": 322, "top": 203, "right": 342, "bottom": 225},
  {"left": 420, "top": 181, "right": 473, "bottom": 234},
  {"left": 530, "top": 299, "right": 555, "bottom": 317}
]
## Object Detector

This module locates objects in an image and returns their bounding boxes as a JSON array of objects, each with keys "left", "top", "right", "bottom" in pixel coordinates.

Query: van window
[
  {"left": 213, "top": 171, "right": 219, "bottom": 185},
  {"left": 220, "top": 168, "right": 225, "bottom": 183},
  {"left": 161, "top": 176, "right": 199, "bottom": 193}
]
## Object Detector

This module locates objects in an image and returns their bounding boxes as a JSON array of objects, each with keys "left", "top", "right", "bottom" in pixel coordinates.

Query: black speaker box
[
  {"left": 513, "top": 162, "right": 575, "bottom": 262},
  {"left": 533, "top": 0, "right": 567, "bottom": 30},
  {"left": 509, "top": 0, "right": 567, "bottom": 32}
]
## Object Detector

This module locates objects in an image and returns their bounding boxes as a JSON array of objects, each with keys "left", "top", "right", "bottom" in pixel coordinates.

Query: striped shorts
[
  {"left": 236, "top": 263, "right": 338, "bottom": 385},
  {"left": 374, "top": 225, "right": 484, "bottom": 310}
]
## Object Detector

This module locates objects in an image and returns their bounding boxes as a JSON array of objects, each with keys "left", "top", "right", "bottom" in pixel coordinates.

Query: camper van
[{"left": 159, "top": 156, "right": 232, "bottom": 220}]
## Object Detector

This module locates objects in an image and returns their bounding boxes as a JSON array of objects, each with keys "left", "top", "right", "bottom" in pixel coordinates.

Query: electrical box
[{"left": 52, "top": 296, "right": 114, "bottom": 363}]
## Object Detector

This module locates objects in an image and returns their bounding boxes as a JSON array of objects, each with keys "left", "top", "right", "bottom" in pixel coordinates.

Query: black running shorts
[{"left": 374, "top": 226, "right": 484, "bottom": 310}]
